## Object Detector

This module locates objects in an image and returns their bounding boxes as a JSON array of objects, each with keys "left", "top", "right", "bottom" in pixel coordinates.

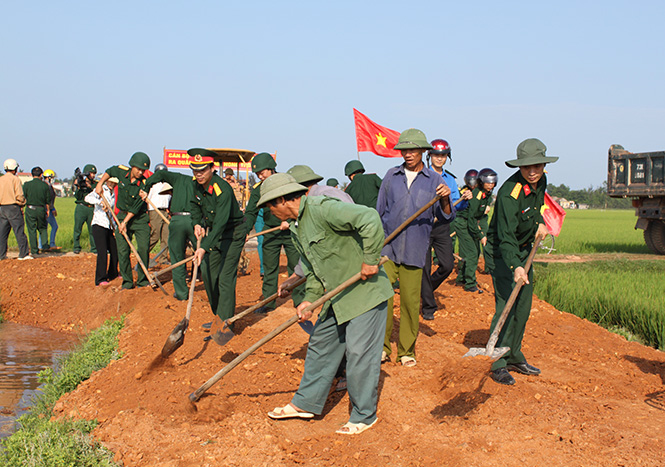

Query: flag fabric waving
[
  {"left": 353, "top": 108, "right": 401, "bottom": 158},
  {"left": 541, "top": 192, "right": 566, "bottom": 236}
]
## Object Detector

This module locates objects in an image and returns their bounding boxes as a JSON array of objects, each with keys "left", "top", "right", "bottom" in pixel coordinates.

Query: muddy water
[{"left": 0, "top": 322, "right": 80, "bottom": 440}]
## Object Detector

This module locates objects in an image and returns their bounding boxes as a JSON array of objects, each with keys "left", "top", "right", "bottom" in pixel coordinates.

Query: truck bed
[{"left": 607, "top": 144, "right": 665, "bottom": 197}]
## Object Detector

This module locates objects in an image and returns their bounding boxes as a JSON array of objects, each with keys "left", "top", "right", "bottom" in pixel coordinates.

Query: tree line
[{"left": 547, "top": 183, "right": 633, "bottom": 209}]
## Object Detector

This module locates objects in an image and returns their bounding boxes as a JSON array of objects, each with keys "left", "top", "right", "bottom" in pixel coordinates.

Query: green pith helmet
[
  {"left": 83, "top": 164, "right": 97, "bottom": 174},
  {"left": 326, "top": 178, "right": 339, "bottom": 187},
  {"left": 505, "top": 138, "right": 559, "bottom": 168},
  {"left": 257, "top": 173, "right": 308, "bottom": 208},
  {"left": 129, "top": 152, "right": 151, "bottom": 170},
  {"left": 344, "top": 160, "right": 365, "bottom": 177},
  {"left": 286, "top": 165, "right": 323, "bottom": 185},
  {"left": 251, "top": 152, "right": 277, "bottom": 173},
  {"left": 393, "top": 128, "right": 433, "bottom": 150}
]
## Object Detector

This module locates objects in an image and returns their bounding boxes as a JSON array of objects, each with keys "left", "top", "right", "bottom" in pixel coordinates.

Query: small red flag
[
  {"left": 353, "top": 108, "right": 402, "bottom": 158},
  {"left": 542, "top": 192, "right": 566, "bottom": 237}
]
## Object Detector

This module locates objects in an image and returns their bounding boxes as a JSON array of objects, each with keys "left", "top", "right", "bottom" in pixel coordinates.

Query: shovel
[
  {"left": 153, "top": 255, "right": 195, "bottom": 278},
  {"left": 464, "top": 236, "right": 543, "bottom": 360},
  {"left": 209, "top": 276, "right": 307, "bottom": 346},
  {"left": 190, "top": 256, "right": 389, "bottom": 402},
  {"left": 161, "top": 239, "right": 201, "bottom": 358},
  {"left": 247, "top": 225, "right": 281, "bottom": 240}
]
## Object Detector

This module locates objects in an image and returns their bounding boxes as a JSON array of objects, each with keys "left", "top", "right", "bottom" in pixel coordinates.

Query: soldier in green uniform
[
  {"left": 22, "top": 167, "right": 51, "bottom": 255},
  {"left": 343, "top": 160, "right": 382, "bottom": 208},
  {"left": 484, "top": 138, "right": 558, "bottom": 385},
  {"left": 73, "top": 164, "right": 98, "bottom": 254},
  {"left": 95, "top": 152, "right": 151, "bottom": 289},
  {"left": 142, "top": 169, "right": 196, "bottom": 301},
  {"left": 242, "top": 152, "right": 303, "bottom": 314},
  {"left": 188, "top": 148, "right": 246, "bottom": 323},
  {"left": 456, "top": 168, "right": 497, "bottom": 293}
]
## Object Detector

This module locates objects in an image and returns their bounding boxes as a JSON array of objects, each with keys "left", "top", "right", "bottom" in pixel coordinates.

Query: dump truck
[{"left": 607, "top": 144, "right": 665, "bottom": 254}]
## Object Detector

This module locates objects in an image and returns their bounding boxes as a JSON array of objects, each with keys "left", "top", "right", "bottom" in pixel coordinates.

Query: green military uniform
[
  {"left": 105, "top": 164, "right": 150, "bottom": 289},
  {"left": 345, "top": 173, "right": 382, "bottom": 208},
  {"left": 243, "top": 182, "right": 303, "bottom": 310},
  {"left": 484, "top": 170, "right": 546, "bottom": 371},
  {"left": 22, "top": 178, "right": 50, "bottom": 254},
  {"left": 144, "top": 171, "right": 197, "bottom": 300},
  {"left": 457, "top": 186, "right": 492, "bottom": 290},
  {"left": 450, "top": 185, "right": 471, "bottom": 252},
  {"left": 73, "top": 173, "right": 97, "bottom": 254},
  {"left": 191, "top": 173, "right": 245, "bottom": 320}
]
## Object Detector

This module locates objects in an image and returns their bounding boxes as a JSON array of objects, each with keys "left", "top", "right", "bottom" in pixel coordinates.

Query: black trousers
[
  {"left": 0, "top": 204, "right": 30, "bottom": 259},
  {"left": 91, "top": 224, "right": 118, "bottom": 285},
  {"left": 420, "top": 220, "right": 454, "bottom": 314}
]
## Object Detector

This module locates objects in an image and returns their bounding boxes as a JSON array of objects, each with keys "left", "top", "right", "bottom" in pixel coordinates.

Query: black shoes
[
  {"left": 464, "top": 286, "right": 483, "bottom": 294},
  {"left": 422, "top": 310, "right": 435, "bottom": 321},
  {"left": 506, "top": 362, "right": 541, "bottom": 375},
  {"left": 201, "top": 322, "right": 212, "bottom": 330},
  {"left": 490, "top": 368, "right": 515, "bottom": 385}
]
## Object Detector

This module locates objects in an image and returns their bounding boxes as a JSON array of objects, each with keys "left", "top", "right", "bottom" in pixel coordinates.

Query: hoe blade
[
  {"left": 161, "top": 317, "right": 189, "bottom": 358},
  {"left": 463, "top": 346, "right": 510, "bottom": 360},
  {"left": 210, "top": 316, "right": 234, "bottom": 346}
]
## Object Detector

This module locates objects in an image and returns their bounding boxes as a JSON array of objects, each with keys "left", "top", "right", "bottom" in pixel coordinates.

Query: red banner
[
  {"left": 163, "top": 149, "right": 252, "bottom": 171},
  {"left": 542, "top": 192, "right": 566, "bottom": 237},
  {"left": 353, "top": 108, "right": 401, "bottom": 158}
]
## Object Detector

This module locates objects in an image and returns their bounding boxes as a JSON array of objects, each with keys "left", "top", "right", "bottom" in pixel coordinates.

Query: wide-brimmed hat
[
  {"left": 286, "top": 165, "right": 323, "bottom": 185},
  {"left": 107, "top": 177, "right": 120, "bottom": 184},
  {"left": 187, "top": 148, "right": 216, "bottom": 170},
  {"left": 158, "top": 182, "right": 173, "bottom": 194},
  {"left": 505, "top": 138, "right": 559, "bottom": 168},
  {"left": 393, "top": 128, "right": 433, "bottom": 150},
  {"left": 257, "top": 173, "right": 308, "bottom": 208}
]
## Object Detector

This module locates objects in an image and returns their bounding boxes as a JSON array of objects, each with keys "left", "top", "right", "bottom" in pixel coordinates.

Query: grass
[
  {"left": 0, "top": 317, "right": 124, "bottom": 466},
  {"left": 534, "top": 261, "right": 665, "bottom": 349}
]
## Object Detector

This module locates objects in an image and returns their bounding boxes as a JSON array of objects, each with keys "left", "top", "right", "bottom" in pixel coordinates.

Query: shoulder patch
[
  {"left": 510, "top": 183, "right": 522, "bottom": 199},
  {"left": 118, "top": 165, "right": 129, "bottom": 170},
  {"left": 476, "top": 191, "right": 483, "bottom": 200},
  {"left": 213, "top": 183, "right": 222, "bottom": 196},
  {"left": 253, "top": 181, "right": 262, "bottom": 189}
]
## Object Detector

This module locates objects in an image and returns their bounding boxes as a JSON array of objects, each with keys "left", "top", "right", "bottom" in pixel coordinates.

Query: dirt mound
[{"left": 1, "top": 253, "right": 664, "bottom": 466}]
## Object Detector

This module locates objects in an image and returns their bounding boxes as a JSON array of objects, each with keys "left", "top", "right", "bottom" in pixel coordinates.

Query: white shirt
[
  {"left": 84, "top": 186, "right": 116, "bottom": 230},
  {"left": 147, "top": 182, "right": 171, "bottom": 210}
]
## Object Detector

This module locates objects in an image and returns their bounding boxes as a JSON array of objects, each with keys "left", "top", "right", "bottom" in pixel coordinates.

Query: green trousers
[
  {"left": 261, "top": 229, "right": 303, "bottom": 309},
  {"left": 456, "top": 218, "right": 480, "bottom": 289},
  {"left": 73, "top": 204, "right": 96, "bottom": 253},
  {"left": 383, "top": 260, "right": 423, "bottom": 360},
  {"left": 25, "top": 206, "right": 48, "bottom": 255},
  {"left": 200, "top": 226, "right": 245, "bottom": 320},
  {"left": 169, "top": 215, "right": 196, "bottom": 300},
  {"left": 488, "top": 255, "right": 534, "bottom": 371},
  {"left": 116, "top": 212, "right": 150, "bottom": 289}
]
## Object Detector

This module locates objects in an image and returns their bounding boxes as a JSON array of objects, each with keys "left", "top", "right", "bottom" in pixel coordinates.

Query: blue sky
[{"left": 2, "top": 1, "right": 664, "bottom": 189}]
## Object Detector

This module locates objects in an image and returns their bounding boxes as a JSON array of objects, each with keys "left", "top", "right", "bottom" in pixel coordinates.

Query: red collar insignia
[
  {"left": 208, "top": 185, "right": 213, "bottom": 195},
  {"left": 523, "top": 184, "right": 531, "bottom": 196}
]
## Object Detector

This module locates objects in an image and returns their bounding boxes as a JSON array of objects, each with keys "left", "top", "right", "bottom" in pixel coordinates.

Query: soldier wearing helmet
[
  {"left": 240, "top": 152, "right": 304, "bottom": 314},
  {"left": 146, "top": 163, "right": 171, "bottom": 260},
  {"left": 420, "top": 139, "right": 473, "bottom": 320},
  {"left": 0, "top": 158, "right": 30, "bottom": 260},
  {"left": 96, "top": 151, "right": 152, "bottom": 289},
  {"left": 42, "top": 169, "right": 59, "bottom": 250},
  {"left": 484, "top": 138, "right": 558, "bottom": 386},
  {"left": 456, "top": 167, "right": 498, "bottom": 293},
  {"left": 377, "top": 128, "right": 453, "bottom": 367},
  {"left": 73, "top": 163, "right": 98, "bottom": 254},
  {"left": 343, "top": 160, "right": 382, "bottom": 208}
]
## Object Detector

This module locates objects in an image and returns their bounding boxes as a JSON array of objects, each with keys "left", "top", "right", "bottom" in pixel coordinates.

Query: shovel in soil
[
  {"left": 161, "top": 239, "right": 201, "bottom": 358},
  {"left": 464, "top": 236, "right": 543, "bottom": 360}
]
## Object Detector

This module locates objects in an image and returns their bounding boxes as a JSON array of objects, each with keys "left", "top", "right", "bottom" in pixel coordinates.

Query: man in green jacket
[
  {"left": 261, "top": 173, "right": 393, "bottom": 435},
  {"left": 484, "top": 138, "right": 557, "bottom": 386},
  {"left": 22, "top": 167, "right": 51, "bottom": 255},
  {"left": 96, "top": 152, "right": 151, "bottom": 289},
  {"left": 73, "top": 164, "right": 97, "bottom": 254},
  {"left": 189, "top": 149, "right": 245, "bottom": 323},
  {"left": 343, "top": 160, "right": 382, "bottom": 208}
]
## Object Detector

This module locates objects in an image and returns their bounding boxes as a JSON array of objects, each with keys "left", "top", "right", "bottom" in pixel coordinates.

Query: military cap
[
  {"left": 344, "top": 160, "right": 365, "bottom": 177},
  {"left": 251, "top": 152, "right": 277, "bottom": 173},
  {"left": 83, "top": 164, "right": 97, "bottom": 174},
  {"left": 393, "top": 128, "right": 433, "bottom": 150},
  {"left": 506, "top": 138, "right": 559, "bottom": 168},
  {"left": 257, "top": 173, "right": 308, "bottom": 208},
  {"left": 326, "top": 178, "right": 339, "bottom": 187},
  {"left": 286, "top": 165, "right": 323, "bottom": 185},
  {"left": 128, "top": 152, "right": 150, "bottom": 170},
  {"left": 224, "top": 168, "right": 235, "bottom": 176},
  {"left": 187, "top": 148, "right": 216, "bottom": 170}
]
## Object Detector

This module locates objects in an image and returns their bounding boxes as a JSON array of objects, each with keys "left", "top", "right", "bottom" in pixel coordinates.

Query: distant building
[{"left": 552, "top": 196, "right": 577, "bottom": 209}]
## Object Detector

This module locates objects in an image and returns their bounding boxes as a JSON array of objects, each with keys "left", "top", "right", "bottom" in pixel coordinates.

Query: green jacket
[
  {"left": 485, "top": 171, "right": 546, "bottom": 273},
  {"left": 143, "top": 171, "right": 194, "bottom": 213},
  {"left": 23, "top": 178, "right": 51, "bottom": 207},
  {"left": 291, "top": 196, "right": 393, "bottom": 324},
  {"left": 190, "top": 173, "right": 244, "bottom": 253},
  {"left": 105, "top": 165, "right": 148, "bottom": 216},
  {"left": 242, "top": 180, "right": 283, "bottom": 235},
  {"left": 74, "top": 178, "right": 94, "bottom": 205},
  {"left": 460, "top": 187, "right": 493, "bottom": 241},
  {"left": 345, "top": 173, "right": 382, "bottom": 208}
]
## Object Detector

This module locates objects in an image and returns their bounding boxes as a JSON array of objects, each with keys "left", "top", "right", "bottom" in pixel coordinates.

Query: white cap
[{"left": 3, "top": 159, "right": 18, "bottom": 171}]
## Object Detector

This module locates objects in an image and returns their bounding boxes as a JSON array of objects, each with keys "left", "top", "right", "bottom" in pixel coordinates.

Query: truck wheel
[{"left": 644, "top": 221, "right": 665, "bottom": 255}]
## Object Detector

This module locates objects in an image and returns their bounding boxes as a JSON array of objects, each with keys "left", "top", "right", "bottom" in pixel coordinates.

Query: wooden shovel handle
[
  {"left": 226, "top": 276, "right": 307, "bottom": 326},
  {"left": 246, "top": 225, "right": 281, "bottom": 240},
  {"left": 146, "top": 197, "right": 171, "bottom": 225},
  {"left": 154, "top": 255, "right": 195, "bottom": 278},
  {"left": 185, "top": 239, "right": 201, "bottom": 321}
]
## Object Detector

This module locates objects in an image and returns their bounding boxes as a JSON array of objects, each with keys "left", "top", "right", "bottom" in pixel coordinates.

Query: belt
[
  {"left": 0, "top": 203, "right": 18, "bottom": 207},
  {"left": 78, "top": 202, "right": 93, "bottom": 208},
  {"left": 27, "top": 205, "right": 46, "bottom": 209},
  {"left": 171, "top": 212, "right": 191, "bottom": 216}
]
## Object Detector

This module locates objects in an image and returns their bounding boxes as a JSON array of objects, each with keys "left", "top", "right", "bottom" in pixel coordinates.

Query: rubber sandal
[
  {"left": 336, "top": 418, "right": 378, "bottom": 435},
  {"left": 267, "top": 404, "right": 314, "bottom": 420},
  {"left": 381, "top": 351, "right": 389, "bottom": 363},
  {"left": 400, "top": 356, "right": 417, "bottom": 367}
]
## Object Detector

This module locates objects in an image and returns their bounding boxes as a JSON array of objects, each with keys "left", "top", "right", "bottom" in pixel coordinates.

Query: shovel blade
[
  {"left": 463, "top": 346, "right": 510, "bottom": 360},
  {"left": 161, "top": 317, "right": 189, "bottom": 358},
  {"left": 210, "top": 316, "right": 234, "bottom": 346},
  {"left": 298, "top": 320, "right": 314, "bottom": 335}
]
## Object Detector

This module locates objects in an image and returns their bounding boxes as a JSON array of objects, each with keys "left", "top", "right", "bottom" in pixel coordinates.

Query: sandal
[
  {"left": 381, "top": 351, "right": 389, "bottom": 363},
  {"left": 400, "top": 356, "right": 417, "bottom": 367},
  {"left": 336, "top": 418, "right": 378, "bottom": 435},
  {"left": 267, "top": 404, "right": 314, "bottom": 420},
  {"left": 335, "top": 377, "right": 347, "bottom": 392}
]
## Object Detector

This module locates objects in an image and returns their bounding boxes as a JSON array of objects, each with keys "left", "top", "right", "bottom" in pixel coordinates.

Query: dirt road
[{"left": 1, "top": 253, "right": 663, "bottom": 466}]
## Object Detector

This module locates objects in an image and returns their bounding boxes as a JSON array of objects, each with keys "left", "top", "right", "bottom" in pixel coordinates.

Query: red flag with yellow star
[
  {"left": 541, "top": 192, "right": 566, "bottom": 236},
  {"left": 353, "top": 108, "right": 401, "bottom": 158}
]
